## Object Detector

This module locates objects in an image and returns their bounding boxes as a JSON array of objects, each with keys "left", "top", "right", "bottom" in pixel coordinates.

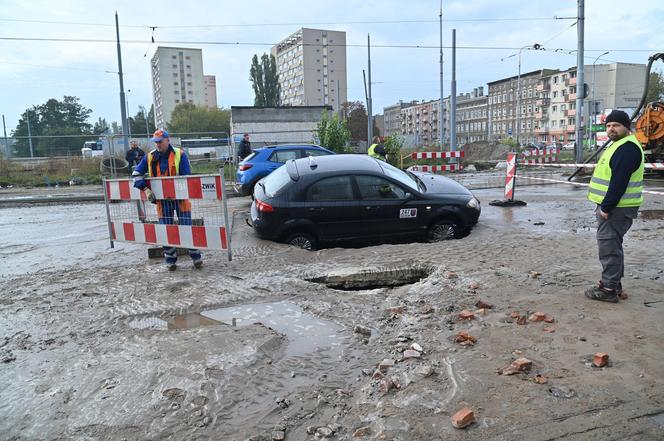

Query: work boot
[
  {"left": 193, "top": 259, "right": 203, "bottom": 269},
  {"left": 584, "top": 285, "right": 618, "bottom": 303},
  {"left": 167, "top": 263, "right": 177, "bottom": 272}
]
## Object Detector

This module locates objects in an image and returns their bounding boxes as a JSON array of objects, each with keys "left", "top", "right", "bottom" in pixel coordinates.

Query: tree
[
  {"left": 645, "top": 70, "right": 664, "bottom": 104},
  {"left": 314, "top": 110, "right": 351, "bottom": 153},
  {"left": 340, "top": 101, "right": 380, "bottom": 141},
  {"left": 250, "top": 53, "right": 281, "bottom": 107},
  {"left": 383, "top": 135, "right": 404, "bottom": 167},
  {"left": 93, "top": 117, "right": 110, "bottom": 134},
  {"left": 128, "top": 105, "right": 155, "bottom": 137},
  {"left": 12, "top": 96, "right": 93, "bottom": 157},
  {"left": 166, "top": 103, "right": 231, "bottom": 135}
]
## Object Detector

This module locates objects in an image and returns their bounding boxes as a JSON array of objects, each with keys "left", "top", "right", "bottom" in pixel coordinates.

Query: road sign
[{"left": 508, "top": 128, "right": 512, "bottom": 135}]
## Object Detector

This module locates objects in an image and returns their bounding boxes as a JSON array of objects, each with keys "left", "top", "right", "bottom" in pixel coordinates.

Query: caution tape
[
  {"left": 514, "top": 174, "right": 664, "bottom": 196},
  {"left": 411, "top": 151, "right": 464, "bottom": 159},
  {"left": 517, "top": 162, "right": 664, "bottom": 170}
]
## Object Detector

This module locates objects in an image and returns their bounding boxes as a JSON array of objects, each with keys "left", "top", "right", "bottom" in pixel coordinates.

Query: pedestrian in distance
[
  {"left": 368, "top": 136, "right": 387, "bottom": 161},
  {"left": 125, "top": 140, "right": 145, "bottom": 170},
  {"left": 585, "top": 110, "right": 644, "bottom": 303},
  {"left": 132, "top": 129, "right": 203, "bottom": 271},
  {"left": 238, "top": 133, "right": 252, "bottom": 161}
]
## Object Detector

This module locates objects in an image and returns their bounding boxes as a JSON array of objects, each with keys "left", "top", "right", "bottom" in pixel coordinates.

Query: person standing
[
  {"left": 368, "top": 136, "right": 387, "bottom": 160},
  {"left": 125, "top": 140, "right": 145, "bottom": 170},
  {"left": 238, "top": 133, "right": 252, "bottom": 160},
  {"left": 133, "top": 129, "right": 203, "bottom": 271},
  {"left": 585, "top": 110, "right": 644, "bottom": 302}
]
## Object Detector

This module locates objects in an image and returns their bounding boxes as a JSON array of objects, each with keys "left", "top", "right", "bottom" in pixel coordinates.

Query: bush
[{"left": 315, "top": 111, "right": 352, "bottom": 153}]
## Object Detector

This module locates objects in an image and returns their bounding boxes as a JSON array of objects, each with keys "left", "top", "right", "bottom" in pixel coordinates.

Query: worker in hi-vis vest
[
  {"left": 132, "top": 129, "right": 203, "bottom": 272},
  {"left": 368, "top": 136, "right": 387, "bottom": 161},
  {"left": 585, "top": 110, "right": 644, "bottom": 303}
]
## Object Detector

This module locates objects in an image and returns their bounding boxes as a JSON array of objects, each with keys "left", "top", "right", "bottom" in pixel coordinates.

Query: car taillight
[
  {"left": 255, "top": 199, "right": 274, "bottom": 213},
  {"left": 239, "top": 164, "right": 253, "bottom": 171}
]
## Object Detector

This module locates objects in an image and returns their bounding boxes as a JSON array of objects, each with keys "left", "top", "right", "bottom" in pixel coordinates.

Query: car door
[
  {"left": 304, "top": 175, "right": 367, "bottom": 241},
  {"left": 354, "top": 175, "right": 420, "bottom": 238},
  {"left": 267, "top": 149, "right": 299, "bottom": 173}
]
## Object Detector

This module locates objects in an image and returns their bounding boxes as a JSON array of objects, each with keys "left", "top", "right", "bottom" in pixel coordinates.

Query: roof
[{"left": 290, "top": 154, "right": 383, "bottom": 177}]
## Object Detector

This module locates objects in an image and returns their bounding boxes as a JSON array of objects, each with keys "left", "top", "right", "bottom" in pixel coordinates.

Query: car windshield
[
  {"left": 379, "top": 162, "right": 422, "bottom": 192},
  {"left": 263, "top": 166, "right": 292, "bottom": 197}
]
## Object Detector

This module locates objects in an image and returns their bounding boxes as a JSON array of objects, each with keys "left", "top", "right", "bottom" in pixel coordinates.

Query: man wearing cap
[
  {"left": 133, "top": 129, "right": 203, "bottom": 271},
  {"left": 585, "top": 110, "right": 644, "bottom": 302},
  {"left": 125, "top": 140, "right": 145, "bottom": 170}
]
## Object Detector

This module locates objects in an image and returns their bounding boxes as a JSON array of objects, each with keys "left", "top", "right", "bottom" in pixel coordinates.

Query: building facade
[
  {"left": 203, "top": 75, "right": 218, "bottom": 109},
  {"left": 383, "top": 100, "right": 418, "bottom": 137},
  {"left": 487, "top": 69, "right": 558, "bottom": 144},
  {"left": 150, "top": 47, "right": 213, "bottom": 128},
  {"left": 455, "top": 87, "right": 488, "bottom": 145},
  {"left": 400, "top": 100, "right": 440, "bottom": 146},
  {"left": 272, "top": 28, "right": 347, "bottom": 111}
]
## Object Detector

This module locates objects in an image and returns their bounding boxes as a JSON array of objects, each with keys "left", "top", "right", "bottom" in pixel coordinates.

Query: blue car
[{"left": 235, "top": 144, "right": 334, "bottom": 196}]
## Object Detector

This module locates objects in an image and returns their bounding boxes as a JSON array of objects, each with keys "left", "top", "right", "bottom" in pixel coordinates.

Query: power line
[
  {"left": 1, "top": 61, "right": 117, "bottom": 74},
  {"left": 0, "top": 36, "right": 653, "bottom": 52}
]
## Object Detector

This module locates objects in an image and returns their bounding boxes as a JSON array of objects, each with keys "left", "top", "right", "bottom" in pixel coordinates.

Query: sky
[{"left": 1, "top": 0, "right": 662, "bottom": 134}]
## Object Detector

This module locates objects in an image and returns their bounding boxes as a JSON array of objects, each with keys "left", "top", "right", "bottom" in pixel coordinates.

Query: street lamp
[
  {"left": 591, "top": 51, "right": 609, "bottom": 148},
  {"left": 515, "top": 43, "right": 542, "bottom": 146},
  {"left": 126, "top": 89, "right": 132, "bottom": 137}
]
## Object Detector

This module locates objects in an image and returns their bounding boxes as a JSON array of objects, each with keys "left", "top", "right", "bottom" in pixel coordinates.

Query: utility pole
[
  {"left": 591, "top": 51, "right": 609, "bottom": 148},
  {"left": 367, "top": 34, "right": 373, "bottom": 148},
  {"left": 450, "top": 29, "right": 457, "bottom": 155},
  {"left": 2, "top": 115, "right": 8, "bottom": 158},
  {"left": 574, "top": 0, "right": 585, "bottom": 163},
  {"left": 439, "top": 1, "right": 445, "bottom": 150},
  {"left": 115, "top": 12, "right": 129, "bottom": 159},
  {"left": 26, "top": 111, "right": 34, "bottom": 158}
]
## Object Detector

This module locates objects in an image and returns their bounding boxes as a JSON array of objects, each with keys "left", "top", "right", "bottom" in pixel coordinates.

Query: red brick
[
  {"left": 512, "top": 357, "right": 532, "bottom": 371},
  {"left": 459, "top": 310, "right": 475, "bottom": 320},
  {"left": 378, "top": 378, "right": 393, "bottom": 393},
  {"left": 378, "top": 358, "right": 395, "bottom": 372},
  {"left": 516, "top": 315, "right": 528, "bottom": 325},
  {"left": 455, "top": 331, "right": 477, "bottom": 345},
  {"left": 593, "top": 353, "right": 609, "bottom": 367},
  {"left": 475, "top": 300, "right": 494, "bottom": 309},
  {"left": 372, "top": 369, "right": 384, "bottom": 379},
  {"left": 529, "top": 312, "right": 546, "bottom": 322},
  {"left": 529, "top": 271, "right": 541, "bottom": 278},
  {"left": 451, "top": 407, "right": 475, "bottom": 429},
  {"left": 475, "top": 308, "right": 488, "bottom": 316},
  {"left": 510, "top": 311, "right": 521, "bottom": 319},
  {"left": 533, "top": 374, "right": 548, "bottom": 384},
  {"left": 544, "top": 315, "right": 555, "bottom": 323},
  {"left": 402, "top": 349, "right": 421, "bottom": 360}
]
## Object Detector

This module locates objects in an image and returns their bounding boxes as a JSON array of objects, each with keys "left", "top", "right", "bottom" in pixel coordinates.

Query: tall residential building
[
  {"left": 535, "top": 63, "right": 645, "bottom": 144},
  {"left": 383, "top": 100, "right": 418, "bottom": 137},
  {"left": 271, "top": 28, "right": 347, "bottom": 111},
  {"left": 487, "top": 69, "right": 558, "bottom": 144},
  {"left": 151, "top": 47, "right": 211, "bottom": 128},
  {"left": 204, "top": 75, "right": 218, "bottom": 109},
  {"left": 456, "top": 87, "right": 488, "bottom": 145},
  {"left": 401, "top": 100, "right": 440, "bottom": 146}
]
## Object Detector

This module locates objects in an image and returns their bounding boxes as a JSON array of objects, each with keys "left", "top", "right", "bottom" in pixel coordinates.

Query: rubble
[
  {"left": 501, "top": 357, "right": 533, "bottom": 375},
  {"left": 593, "top": 353, "right": 609, "bottom": 368},
  {"left": 451, "top": 407, "right": 475, "bottom": 429}
]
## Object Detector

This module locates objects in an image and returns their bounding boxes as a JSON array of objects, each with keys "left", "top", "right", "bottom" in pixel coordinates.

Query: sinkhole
[{"left": 306, "top": 264, "right": 434, "bottom": 291}]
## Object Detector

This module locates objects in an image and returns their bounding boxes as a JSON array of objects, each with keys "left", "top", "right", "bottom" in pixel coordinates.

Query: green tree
[
  {"left": 383, "top": 135, "right": 404, "bottom": 167},
  {"left": 250, "top": 53, "right": 281, "bottom": 107},
  {"left": 12, "top": 96, "right": 93, "bottom": 157},
  {"left": 93, "top": 117, "right": 110, "bottom": 134},
  {"left": 166, "top": 103, "right": 231, "bottom": 135},
  {"left": 128, "top": 105, "right": 156, "bottom": 138},
  {"left": 341, "top": 101, "right": 368, "bottom": 141},
  {"left": 645, "top": 70, "right": 664, "bottom": 104},
  {"left": 314, "top": 110, "right": 351, "bottom": 153}
]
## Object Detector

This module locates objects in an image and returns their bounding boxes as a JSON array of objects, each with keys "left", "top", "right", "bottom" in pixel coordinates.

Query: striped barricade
[
  {"left": 409, "top": 150, "right": 464, "bottom": 174},
  {"left": 102, "top": 174, "right": 232, "bottom": 260}
]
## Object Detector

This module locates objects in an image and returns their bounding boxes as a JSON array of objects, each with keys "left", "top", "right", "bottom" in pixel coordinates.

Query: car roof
[
  {"left": 256, "top": 144, "right": 328, "bottom": 151},
  {"left": 289, "top": 154, "right": 384, "bottom": 177}
]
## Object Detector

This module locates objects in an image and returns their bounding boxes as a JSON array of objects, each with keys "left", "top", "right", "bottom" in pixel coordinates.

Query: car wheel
[
  {"left": 428, "top": 218, "right": 462, "bottom": 242},
  {"left": 285, "top": 232, "right": 317, "bottom": 251}
]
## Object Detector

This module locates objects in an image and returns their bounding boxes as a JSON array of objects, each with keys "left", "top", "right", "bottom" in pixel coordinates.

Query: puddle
[
  {"left": 128, "top": 301, "right": 345, "bottom": 357},
  {"left": 640, "top": 210, "right": 664, "bottom": 220},
  {"left": 307, "top": 264, "right": 433, "bottom": 291}
]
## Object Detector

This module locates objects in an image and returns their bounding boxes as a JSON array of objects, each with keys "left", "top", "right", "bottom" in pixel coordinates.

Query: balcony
[
  {"left": 565, "top": 109, "right": 576, "bottom": 117},
  {"left": 566, "top": 124, "right": 576, "bottom": 132},
  {"left": 535, "top": 128, "right": 549, "bottom": 134},
  {"left": 566, "top": 93, "right": 576, "bottom": 102},
  {"left": 536, "top": 83, "right": 550, "bottom": 92},
  {"left": 536, "top": 98, "right": 550, "bottom": 106},
  {"left": 535, "top": 112, "right": 548, "bottom": 120},
  {"left": 565, "top": 77, "right": 577, "bottom": 86}
]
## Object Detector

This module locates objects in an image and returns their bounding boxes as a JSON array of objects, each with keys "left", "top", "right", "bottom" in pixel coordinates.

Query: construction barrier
[
  {"left": 102, "top": 173, "right": 232, "bottom": 261},
  {"left": 408, "top": 150, "right": 464, "bottom": 173}
]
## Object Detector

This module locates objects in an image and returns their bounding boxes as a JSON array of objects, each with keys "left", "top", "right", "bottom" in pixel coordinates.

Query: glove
[{"left": 144, "top": 188, "right": 157, "bottom": 204}]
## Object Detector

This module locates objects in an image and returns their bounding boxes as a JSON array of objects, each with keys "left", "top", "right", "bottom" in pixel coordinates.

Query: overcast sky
[{"left": 0, "top": 0, "right": 661, "bottom": 133}]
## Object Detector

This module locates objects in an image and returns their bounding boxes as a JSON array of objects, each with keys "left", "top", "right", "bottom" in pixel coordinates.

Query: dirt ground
[{"left": 1, "top": 175, "right": 664, "bottom": 441}]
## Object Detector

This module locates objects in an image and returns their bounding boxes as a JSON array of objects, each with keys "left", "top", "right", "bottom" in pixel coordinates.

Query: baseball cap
[{"left": 151, "top": 129, "right": 170, "bottom": 142}]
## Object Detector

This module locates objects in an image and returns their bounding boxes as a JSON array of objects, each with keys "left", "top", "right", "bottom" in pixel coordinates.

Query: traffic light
[{"left": 583, "top": 83, "right": 590, "bottom": 99}]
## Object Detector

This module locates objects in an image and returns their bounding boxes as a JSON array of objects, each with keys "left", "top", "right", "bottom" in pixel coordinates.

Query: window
[
  {"left": 304, "top": 149, "right": 331, "bottom": 158},
  {"left": 269, "top": 150, "right": 299, "bottom": 163},
  {"left": 356, "top": 176, "right": 406, "bottom": 200},
  {"left": 307, "top": 176, "right": 354, "bottom": 201}
]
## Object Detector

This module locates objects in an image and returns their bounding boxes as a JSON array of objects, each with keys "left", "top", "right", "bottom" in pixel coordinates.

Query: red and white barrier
[
  {"left": 517, "top": 162, "right": 664, "bottom": 169},
  {"left": 105, "top": 175, "right": 223, "bottom": 201},
  {"left": 521, "top": 148, "right": 559, "bottom": 157},
  {"left": 110, "top": 222, "right": 228, "bottom": 250},
  {"left": 411, "top": 151, "right": 464, "bottom": 159},
  {"left": 408, "top": 164, "right": 463, "bottom": 173},
  {"left": 504, "top": 153, "right": 517, "bottom": 200}
]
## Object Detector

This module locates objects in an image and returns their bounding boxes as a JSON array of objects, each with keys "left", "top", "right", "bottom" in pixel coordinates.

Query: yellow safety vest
[
  {"left": 147, "top": 147, "right": 182, "bottom": 177},
  {"left": 587, "top": 134, "right": 644, "bottom": 207},
  {"left": 368, "top": 143, "right": 382, "bottom": 159}
]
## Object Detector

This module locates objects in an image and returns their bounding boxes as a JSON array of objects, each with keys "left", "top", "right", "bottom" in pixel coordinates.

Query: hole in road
[
  {"left": 640, "top": 210, "right": 664, "bottom": 220},
  {"left": 127, "top": 301, "right": 345, "bottom": 357},
  {"left": 306, "top": 264, "right": 434, "bottom": 291}
]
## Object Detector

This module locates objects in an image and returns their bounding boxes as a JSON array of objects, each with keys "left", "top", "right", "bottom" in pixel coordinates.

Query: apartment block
[
  {"left": 204, "top": 75, "right": 218, "bottom": 109},
  {"left": 272, "top": 28, "right": 347, "bottom": 111},
  {"left": 383, "top": 100, "right": 418, "bottom": 137},
  {"left": 400, "top": 100, "right": 440, "bottom": 146},
  {"left": 151, "top": 47, "right": 213, "bottom": 129},
  {"left": 456, "top": 87, "right": 488, "bottom": 144},
  {"left": 487, "top": 69, "right": 558, "bottom": 144}
]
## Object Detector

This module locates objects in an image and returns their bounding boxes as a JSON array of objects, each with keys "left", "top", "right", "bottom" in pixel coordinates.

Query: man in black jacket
[{"left": 237, "top": 133, "right": 252, "bottom": 160}]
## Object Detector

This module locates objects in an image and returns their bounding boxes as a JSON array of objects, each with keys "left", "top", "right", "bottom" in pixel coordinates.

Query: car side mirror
[{"left": 402, "top": 192, "right": 413, "bottom": 202}]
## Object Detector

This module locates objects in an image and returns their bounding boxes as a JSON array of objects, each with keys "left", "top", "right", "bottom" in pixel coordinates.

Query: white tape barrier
[{"left": 514, "top": 174, "right": 664, "bottom": 196}]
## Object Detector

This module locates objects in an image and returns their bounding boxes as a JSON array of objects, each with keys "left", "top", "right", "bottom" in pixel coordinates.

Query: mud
[{"left": 1, "top": 174, "right": 664, "bottom": 440}]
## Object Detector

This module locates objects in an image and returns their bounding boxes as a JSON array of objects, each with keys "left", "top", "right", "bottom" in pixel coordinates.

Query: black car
[{"left": 250, "top": 154, "right": 481, "bottom": 250}]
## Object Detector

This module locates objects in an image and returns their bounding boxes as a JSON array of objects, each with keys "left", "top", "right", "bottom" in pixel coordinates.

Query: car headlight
[{"left": 466, "top": 197, "right": 479, "bottom": 209}]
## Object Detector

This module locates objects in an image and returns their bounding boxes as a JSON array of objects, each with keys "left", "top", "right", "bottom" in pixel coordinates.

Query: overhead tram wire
[{"left": 0, "top": 36, "right": 652, "bottom": 53}]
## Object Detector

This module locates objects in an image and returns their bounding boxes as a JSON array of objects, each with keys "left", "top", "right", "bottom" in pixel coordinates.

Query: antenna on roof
[{"left": 309, "top": 155, "right": 318, "bottom": 170}]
